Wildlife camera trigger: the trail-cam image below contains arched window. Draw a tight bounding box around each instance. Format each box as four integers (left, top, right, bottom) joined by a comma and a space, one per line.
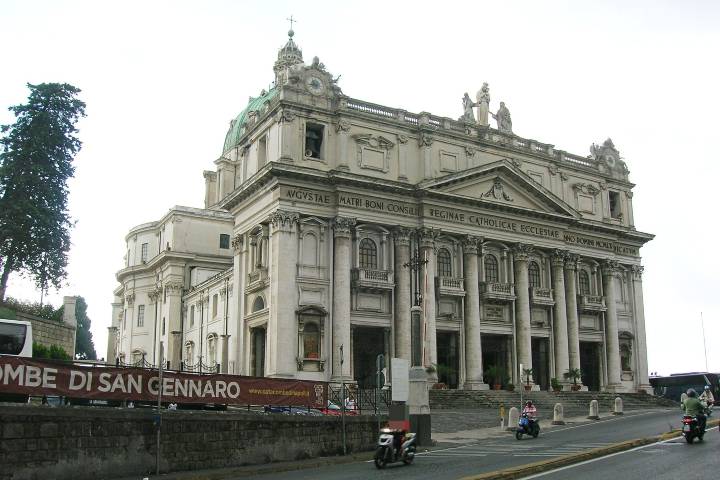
579, 270, 591, 295
303, 323, 320, 359
484, 255, 499, 283
207, 334, 217, 364
528, 261, 541, 288
252, 296, 265, 312
359, 238, 378, 269
184, 342, 195, 364
437, 248, 452, 277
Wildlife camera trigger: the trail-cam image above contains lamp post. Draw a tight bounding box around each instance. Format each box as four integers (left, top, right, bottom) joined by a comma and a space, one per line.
340, 344, 347, 455
403, 245, 427, 367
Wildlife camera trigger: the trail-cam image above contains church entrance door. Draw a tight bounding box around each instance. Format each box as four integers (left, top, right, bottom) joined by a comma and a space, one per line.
352, 327, 385, 388
481, 334, 511, 387
580, 342, 601, 391
531, 337, 550, 390
436, 331, 459, 389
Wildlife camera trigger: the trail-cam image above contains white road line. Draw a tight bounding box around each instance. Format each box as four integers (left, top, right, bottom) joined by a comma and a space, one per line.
519, 426, 720, 479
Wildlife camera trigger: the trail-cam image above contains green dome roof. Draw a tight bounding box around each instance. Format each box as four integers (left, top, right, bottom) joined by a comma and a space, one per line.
222, 87, 278, 154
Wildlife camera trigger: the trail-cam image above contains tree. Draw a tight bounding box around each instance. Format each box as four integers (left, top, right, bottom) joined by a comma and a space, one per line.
73, 296, 97, 360
0, 83, 86, 302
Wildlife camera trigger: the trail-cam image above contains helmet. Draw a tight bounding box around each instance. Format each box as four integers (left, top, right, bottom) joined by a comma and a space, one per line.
705, 385, 711, 391
687, 388, 697, 397
525, 400, 533, 406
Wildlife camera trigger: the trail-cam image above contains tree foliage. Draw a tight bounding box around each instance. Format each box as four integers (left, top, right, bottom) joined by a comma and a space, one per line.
73, 296, 96, 360
32, 342, 71, 360
0, 83, 86, 302
1, 296, 62, 321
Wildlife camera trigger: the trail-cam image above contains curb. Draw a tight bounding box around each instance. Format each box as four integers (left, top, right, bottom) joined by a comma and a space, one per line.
459, 418, 720, 480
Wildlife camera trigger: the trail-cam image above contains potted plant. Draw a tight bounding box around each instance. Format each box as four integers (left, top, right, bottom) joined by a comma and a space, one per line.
563, 368, 583, 391
485, 365, 502, 390
523, 368, 534, 391
550, 377, 562, 392
506, 382, 515, 392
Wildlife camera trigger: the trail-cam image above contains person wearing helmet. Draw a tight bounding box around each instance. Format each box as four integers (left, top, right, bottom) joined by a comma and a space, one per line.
700, 385, 715, 409
683, 388, 707, 432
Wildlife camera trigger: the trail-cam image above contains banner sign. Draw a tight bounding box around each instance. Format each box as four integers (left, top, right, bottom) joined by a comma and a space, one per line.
0, 357, 327, 407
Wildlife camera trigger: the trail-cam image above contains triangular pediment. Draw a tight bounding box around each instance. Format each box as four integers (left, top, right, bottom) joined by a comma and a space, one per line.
420, 160, 580, 218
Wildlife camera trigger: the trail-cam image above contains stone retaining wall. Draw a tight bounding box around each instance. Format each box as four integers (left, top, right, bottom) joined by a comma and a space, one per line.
17, 311, 76, 358
0, 405, 377, 480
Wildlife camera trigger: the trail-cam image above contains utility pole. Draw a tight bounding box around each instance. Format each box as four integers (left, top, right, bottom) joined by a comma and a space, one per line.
701, 312, 709, 372
155, 342, 164, 475
340, 344, 347, 455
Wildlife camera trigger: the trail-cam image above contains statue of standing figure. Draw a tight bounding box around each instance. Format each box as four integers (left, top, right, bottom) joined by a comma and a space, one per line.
491, 101, 512, 134
461, 93, 476, 123
476, 82, 490, 126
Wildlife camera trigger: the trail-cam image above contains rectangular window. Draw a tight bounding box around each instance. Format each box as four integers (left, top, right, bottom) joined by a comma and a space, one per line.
219, 234, 230, 249
137, 305, 145, 327
141, 243, 148, 262
258, 135, 267, 167
609, 191, 622, 219
305, 123, 324, 159
213, 294, 218, 318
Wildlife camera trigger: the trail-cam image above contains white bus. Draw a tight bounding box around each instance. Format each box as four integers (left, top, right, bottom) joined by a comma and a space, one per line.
0, 319, 33, 357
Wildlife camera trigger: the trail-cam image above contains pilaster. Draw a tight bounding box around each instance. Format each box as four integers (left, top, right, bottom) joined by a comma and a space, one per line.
393, 227, 412, 361
551, 250, 570, 383
631, 265, 651, 391
417, 227, 439, 379
564, 253, 581, 375
602, 260, 623, 391
462, 235, 488, 390
513, 243, 534, 387
331, 215, 356, 383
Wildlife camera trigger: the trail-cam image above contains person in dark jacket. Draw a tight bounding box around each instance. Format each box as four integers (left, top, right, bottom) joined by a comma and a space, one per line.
682, 388, 707, 432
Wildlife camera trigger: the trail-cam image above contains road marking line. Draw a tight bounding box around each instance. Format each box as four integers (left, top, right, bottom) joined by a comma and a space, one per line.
519, 426, 720, 479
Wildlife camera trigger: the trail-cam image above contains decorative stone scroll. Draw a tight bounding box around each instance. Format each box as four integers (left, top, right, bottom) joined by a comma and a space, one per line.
231, 234, 243, 251
334, 119, 351, 133
483, 177, 514, 202
572, 183, 600, 196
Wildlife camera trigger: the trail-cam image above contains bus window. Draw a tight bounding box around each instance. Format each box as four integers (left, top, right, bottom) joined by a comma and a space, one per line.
0, 320, 32, 357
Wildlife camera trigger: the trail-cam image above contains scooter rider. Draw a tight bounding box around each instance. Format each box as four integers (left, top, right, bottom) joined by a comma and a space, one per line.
522, 400, 538, 428
683, 388, 707, 432
700, 386, 715, 410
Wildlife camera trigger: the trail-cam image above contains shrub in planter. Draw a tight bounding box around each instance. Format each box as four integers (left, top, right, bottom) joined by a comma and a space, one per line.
551, 377, 562, 392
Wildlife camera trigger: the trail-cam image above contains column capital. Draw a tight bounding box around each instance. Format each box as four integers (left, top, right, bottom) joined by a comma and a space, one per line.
551, 249, 567, 268
513, 243, 534, 262
332, 216, 356, 238
462, 235, 482, 255
416, 227, 440, 248
269, 210, 300, 232
602, 259, 622, 277
334, 118, 351, 134
148, 288, 162, 304
564, 253, 580, 271
392, 226, 413, 246
165, 282, 184, 296
231, 234, 244, 251
630, 264, 644, 279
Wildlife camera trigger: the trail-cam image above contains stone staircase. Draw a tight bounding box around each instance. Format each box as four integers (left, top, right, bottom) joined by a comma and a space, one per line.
430, 390, 678, 418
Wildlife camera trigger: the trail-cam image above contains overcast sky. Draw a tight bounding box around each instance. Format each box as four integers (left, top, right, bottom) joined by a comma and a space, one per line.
1, 0, 718, 376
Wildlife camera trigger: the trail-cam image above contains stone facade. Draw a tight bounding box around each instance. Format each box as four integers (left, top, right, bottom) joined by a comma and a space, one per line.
110, 31, 653, 393
18, 296, 78, 358
0, 405, 376, 480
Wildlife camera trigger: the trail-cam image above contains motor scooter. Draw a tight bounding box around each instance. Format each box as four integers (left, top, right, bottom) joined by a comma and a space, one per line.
373, 428, 416, 468
515, 412, 540, 440
681, 415, 705, 444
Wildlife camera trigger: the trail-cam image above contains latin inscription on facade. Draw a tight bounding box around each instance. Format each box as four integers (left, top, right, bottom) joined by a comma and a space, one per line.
485, 305, 505, 321
338, 193, 418, 216
282, 187, 333, 205
425, 206, 562, 240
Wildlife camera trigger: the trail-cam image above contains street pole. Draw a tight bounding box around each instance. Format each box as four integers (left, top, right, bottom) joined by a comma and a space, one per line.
156, 342, 164, 476
340, 344, 346, 455
701, 312, 708, 372
519, 362, 524, 411
376, 353, 384, 432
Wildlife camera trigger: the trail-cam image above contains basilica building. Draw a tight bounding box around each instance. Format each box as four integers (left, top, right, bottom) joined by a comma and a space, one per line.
108, 30, 652, 393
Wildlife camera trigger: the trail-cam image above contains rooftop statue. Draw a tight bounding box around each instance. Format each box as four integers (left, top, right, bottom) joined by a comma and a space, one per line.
476, 82, 490, 126
461, 93, 477, 123
491, 101, 512, 134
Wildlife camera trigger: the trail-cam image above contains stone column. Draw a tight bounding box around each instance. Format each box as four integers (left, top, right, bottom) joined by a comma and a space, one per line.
220, 334, 229, 374
513, 243, 533, 383
231, 233, 245, 374
268, 210, 300, 377
332, 216, 356, 383
170, 330, 182, 370
164, 282, 183, 369
335, 119, 351, 170
393, 227, 413, 361
631, 266, 651, 391
551, 250, 570, 382
106, 327, 118, 364
463, 235, 488, 390
564, 254, 581, 374
418, 228, 438, 377
602, 260, 623, 390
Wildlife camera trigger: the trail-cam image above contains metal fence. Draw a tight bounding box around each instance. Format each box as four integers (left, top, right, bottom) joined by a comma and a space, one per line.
328, 385, 391, 414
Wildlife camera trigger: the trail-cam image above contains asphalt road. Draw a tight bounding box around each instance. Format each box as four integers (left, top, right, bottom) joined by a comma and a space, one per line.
522, 425, 720, 480
238, 408, 681, 480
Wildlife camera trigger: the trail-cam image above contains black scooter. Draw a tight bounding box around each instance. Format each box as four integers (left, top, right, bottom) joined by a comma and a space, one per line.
373, 428, 417, 468
681, 415, 704, 444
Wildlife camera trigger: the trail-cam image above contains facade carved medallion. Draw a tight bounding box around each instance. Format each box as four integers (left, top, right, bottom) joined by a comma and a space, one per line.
270, 210, 300, 231
392, 226, 413, 246
483, 177, 514, 202
332, 216, 356, 237
334, 119, 351, 133
513, 243, 534, 262
418, 133, 433, 147
572, 182, 600, 196
462, 235, 482, 255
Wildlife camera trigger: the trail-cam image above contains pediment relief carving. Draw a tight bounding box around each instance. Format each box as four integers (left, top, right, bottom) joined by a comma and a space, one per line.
572, 182, 600, 197
352, 133, 395, 150
483, 177, 514, 202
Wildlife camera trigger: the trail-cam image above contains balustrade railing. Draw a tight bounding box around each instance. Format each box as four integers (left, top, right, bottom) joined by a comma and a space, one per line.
440, 276, 464, 289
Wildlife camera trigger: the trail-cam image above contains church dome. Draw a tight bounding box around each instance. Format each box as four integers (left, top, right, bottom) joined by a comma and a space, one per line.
222, 87, 277, 154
